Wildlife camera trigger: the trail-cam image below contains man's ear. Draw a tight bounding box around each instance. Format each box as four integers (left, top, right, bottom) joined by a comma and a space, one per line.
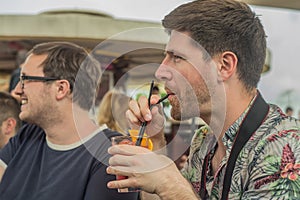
3, 118, 17, 135
216, 51, 238, 81
55, 80, 71, 100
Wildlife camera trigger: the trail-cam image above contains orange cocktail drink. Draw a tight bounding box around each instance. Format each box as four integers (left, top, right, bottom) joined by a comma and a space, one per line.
111, 130, 153, 192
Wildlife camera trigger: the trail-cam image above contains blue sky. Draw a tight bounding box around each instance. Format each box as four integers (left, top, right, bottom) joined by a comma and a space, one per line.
1, 0, 299, 116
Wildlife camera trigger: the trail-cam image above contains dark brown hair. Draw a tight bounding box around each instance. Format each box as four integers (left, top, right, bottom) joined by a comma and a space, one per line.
0, 92, 21, 130
29, 42, 101, 110
162, 0, 267, 91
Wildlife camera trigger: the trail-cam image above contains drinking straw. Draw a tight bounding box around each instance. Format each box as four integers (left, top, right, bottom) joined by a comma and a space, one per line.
135, 81, 170, 146
148, 80, 154, 109
136, 80, 154, 146
149, 94, 170, 109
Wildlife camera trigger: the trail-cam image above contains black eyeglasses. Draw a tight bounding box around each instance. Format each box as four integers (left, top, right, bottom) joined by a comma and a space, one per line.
20, 75, 60, 89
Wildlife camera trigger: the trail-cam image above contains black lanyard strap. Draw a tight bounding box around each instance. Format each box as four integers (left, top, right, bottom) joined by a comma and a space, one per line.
200, 155, 209, 199
200, 92, 269, 200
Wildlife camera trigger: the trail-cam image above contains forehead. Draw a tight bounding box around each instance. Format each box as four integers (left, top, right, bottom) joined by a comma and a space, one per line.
166, 31, 205, 59
167, 31, 211, 69
21, 53, 48, 75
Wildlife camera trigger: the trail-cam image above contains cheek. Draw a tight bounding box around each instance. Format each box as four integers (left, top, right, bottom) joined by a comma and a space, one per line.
193, 66, 216, 91
27, 91, 45, 110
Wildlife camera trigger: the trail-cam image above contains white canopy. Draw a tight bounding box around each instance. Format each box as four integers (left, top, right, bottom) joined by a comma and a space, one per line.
0, 1, 298, 89
0, 10, 168, 88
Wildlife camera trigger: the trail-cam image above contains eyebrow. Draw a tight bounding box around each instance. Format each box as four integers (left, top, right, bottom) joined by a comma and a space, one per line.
165, 50, 187, 60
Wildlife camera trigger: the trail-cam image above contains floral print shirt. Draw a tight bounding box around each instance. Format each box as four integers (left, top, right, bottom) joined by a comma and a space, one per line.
182, 101, 300, 199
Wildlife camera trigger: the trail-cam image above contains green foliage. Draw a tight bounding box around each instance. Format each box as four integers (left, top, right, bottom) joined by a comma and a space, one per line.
135, 93, 147, 101
160, 92, 170, 107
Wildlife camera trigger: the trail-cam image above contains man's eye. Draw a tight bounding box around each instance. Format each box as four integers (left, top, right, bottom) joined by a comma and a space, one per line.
164, 51, 186, 63
173, 54, 184, 63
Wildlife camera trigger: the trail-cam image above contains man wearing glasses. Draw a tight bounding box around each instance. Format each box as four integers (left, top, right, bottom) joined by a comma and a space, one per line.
0, 42, 137, 200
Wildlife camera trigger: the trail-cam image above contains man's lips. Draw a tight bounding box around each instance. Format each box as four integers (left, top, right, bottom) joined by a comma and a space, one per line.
165, 88, 175, 97
21, 98, 28, 105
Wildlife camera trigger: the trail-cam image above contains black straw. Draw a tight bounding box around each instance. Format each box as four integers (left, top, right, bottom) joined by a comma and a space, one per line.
148, 80, 154, 107
136, 80, 154, 146
135, 83, 170, 146
153, 94, 170, 106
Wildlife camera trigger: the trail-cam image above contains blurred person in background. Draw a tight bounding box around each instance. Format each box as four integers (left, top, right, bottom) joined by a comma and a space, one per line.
0, 92, 21, 149
98, 90, 131, 134
285, 106, 294, 117
152, 85, 160, 96
9, 49, 28, 102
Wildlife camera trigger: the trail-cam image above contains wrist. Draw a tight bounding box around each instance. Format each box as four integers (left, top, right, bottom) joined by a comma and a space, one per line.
150, 129, 166, 151
155, 166, 199, 200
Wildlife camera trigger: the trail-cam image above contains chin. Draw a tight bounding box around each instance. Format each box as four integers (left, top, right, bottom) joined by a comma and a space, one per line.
172, 101, 200, 119
20, 113, 30, 123
19, 113, 26, 121
171, 109, 190, 121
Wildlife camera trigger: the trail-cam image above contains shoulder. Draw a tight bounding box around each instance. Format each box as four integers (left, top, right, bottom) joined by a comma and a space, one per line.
84, 128, 123, 167
244, 103, 300, 167
87, 127, 123, 147
248, 104, 299, 166
236, 105, 300, 196
255, 104, 299, 139
102, 128, 124, 138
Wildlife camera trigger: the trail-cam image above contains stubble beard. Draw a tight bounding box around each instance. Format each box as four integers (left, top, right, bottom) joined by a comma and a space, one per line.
170, 86, 210, 121
21, 92, 60, 128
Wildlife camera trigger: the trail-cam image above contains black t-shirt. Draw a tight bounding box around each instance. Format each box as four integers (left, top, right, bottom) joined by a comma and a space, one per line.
0, 124, 138, 200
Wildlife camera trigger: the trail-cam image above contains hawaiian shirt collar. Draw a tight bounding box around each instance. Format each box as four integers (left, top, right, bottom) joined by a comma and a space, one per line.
221, 92, 258, 150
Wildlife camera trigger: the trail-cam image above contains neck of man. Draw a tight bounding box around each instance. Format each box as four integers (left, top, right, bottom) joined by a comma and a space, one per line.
43, 105, 99, 145
210, 87, 257, 174
204, 85, 257, 140
222, 87, 257, 138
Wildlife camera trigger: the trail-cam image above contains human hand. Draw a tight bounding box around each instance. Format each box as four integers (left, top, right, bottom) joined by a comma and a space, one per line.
126, 95, 165, 142
107, 144, 181, 195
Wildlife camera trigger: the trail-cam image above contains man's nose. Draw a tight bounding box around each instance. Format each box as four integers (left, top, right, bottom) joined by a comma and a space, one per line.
155, 57, 172, 81
14, 81, 23, 95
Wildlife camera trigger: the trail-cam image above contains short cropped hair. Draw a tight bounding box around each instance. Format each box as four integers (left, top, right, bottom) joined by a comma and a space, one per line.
162, 0, 267, 91
29, 42, 101, 110
0, 92, 21, 130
